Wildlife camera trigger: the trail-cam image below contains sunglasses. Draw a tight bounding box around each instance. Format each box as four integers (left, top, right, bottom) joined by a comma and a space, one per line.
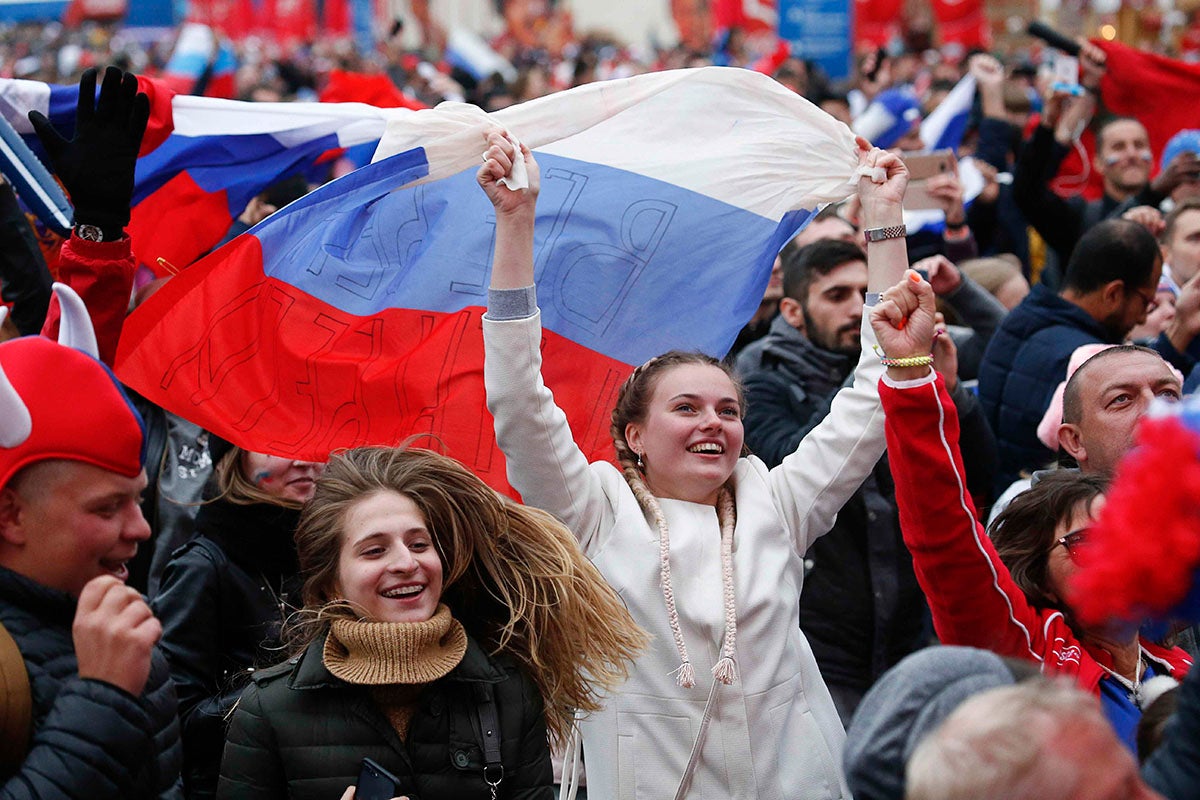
1055, 527, 1091, 559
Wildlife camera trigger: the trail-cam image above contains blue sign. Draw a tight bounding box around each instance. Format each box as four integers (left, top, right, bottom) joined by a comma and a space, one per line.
778, 0, 853, 82
0, 0, 69, 22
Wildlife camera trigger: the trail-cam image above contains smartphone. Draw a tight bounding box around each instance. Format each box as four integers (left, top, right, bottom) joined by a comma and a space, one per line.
1051, 53, 1083, 96
357, 758, 401, 800
902, 150, 955, 210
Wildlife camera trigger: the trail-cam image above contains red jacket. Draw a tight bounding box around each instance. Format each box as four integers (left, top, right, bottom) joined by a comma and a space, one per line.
880, 371, 1191, 691
40, 235, 135, 367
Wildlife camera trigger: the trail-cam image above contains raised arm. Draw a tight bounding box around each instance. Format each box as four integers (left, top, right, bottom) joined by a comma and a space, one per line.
31, 66, 148, 366
767, 143, 909, 551
479, 132, 615, 551
870, 275, 1052, 661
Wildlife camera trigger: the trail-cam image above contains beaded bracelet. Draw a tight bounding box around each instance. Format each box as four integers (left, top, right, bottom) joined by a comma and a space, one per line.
872, 345, 934, 368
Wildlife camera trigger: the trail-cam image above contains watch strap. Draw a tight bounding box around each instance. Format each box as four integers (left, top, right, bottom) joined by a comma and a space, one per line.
863, 224, 908, 243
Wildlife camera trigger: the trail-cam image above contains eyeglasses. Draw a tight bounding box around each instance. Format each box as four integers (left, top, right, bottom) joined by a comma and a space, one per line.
1126, 284, 1158, 314
1055, 527, 1091, 559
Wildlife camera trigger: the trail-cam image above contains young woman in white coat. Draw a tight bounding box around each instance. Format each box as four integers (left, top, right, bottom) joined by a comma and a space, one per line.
479, 132, 912, 800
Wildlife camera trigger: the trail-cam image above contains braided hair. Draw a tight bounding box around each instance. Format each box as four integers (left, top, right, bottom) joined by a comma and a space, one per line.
609, 351, 746, 687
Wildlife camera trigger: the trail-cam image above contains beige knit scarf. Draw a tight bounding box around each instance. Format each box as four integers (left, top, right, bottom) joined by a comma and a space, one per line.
323, 603, 469, 686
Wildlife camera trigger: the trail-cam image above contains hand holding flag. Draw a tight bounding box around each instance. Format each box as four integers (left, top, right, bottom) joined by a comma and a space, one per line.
28, 66, 149, 239
478, 131, 538, 219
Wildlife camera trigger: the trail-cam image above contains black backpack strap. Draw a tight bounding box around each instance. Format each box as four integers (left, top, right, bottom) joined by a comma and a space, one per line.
472, 684, 503, 799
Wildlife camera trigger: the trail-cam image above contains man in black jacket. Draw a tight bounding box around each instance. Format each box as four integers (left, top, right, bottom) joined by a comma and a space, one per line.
736, 239, 994, 723
0, 297, 183, 798
0, 66, 182, 799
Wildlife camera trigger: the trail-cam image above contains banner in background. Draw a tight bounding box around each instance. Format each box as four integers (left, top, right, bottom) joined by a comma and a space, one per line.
778, 0, 851, 81
929, 0, 990, 50
854, 0, 901, 48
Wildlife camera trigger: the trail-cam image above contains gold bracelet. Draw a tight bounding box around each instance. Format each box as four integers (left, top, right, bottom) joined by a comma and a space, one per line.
871, 346, 934, 368
880, 354, 933, 368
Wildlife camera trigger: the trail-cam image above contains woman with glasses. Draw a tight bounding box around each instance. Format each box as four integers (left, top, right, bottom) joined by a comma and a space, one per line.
871, 284, 1191, 751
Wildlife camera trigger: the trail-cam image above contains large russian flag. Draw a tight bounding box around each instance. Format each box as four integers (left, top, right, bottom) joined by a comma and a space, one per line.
0, 75, 398, 273
114, 67, 859, 492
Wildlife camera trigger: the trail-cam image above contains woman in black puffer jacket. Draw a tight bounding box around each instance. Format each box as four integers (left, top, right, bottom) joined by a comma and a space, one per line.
216, 446, 646, 800
154, 441, 323, 800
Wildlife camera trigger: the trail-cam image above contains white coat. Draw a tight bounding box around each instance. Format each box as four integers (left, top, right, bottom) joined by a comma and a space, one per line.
483, 310, 886, 800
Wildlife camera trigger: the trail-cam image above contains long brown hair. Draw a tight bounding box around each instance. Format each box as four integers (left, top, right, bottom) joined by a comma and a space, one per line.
287, 446, 646, 741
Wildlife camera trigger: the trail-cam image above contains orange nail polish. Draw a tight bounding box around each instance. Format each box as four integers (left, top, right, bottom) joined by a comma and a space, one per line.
898, 319, 907, 330
908, 270, 921, 283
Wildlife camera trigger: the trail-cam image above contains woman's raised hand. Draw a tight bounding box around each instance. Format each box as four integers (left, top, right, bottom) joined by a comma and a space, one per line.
869, 270, 938, 380
854, 137, 908, 228
476, 129, 540, 218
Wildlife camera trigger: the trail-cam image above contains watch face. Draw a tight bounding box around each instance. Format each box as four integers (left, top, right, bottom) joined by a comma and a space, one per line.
74, 224, 103, 242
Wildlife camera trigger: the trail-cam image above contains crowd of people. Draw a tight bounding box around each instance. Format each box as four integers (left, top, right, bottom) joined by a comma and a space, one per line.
4, 8, 1200, 800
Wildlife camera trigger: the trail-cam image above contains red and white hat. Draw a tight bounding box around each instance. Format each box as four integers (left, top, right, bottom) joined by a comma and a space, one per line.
0, 283, 144, 489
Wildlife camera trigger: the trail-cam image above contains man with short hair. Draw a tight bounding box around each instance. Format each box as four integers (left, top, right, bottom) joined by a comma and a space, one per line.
1058, 345, 1183, 478
906, 680, 1165, 800
979, 219, 1199, 493
1010, 42, 1197, 269
0, 294, 182, 799
1162, 198, 1200, 288
736, 239, 993, 721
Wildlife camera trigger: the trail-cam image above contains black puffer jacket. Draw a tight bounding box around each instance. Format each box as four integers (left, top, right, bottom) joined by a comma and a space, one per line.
0, 565, 183, 799
154, 498, 302, 800
217, 633, 553, 800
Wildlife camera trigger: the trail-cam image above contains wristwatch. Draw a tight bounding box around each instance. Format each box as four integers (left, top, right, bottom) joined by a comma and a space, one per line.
74, 223, 106, 242
863, 224, 907, 244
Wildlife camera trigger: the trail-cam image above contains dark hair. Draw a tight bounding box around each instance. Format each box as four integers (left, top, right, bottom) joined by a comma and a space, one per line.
1062, 344, 1168, 425
1095, 115, 1146, 151
1163, 197, 1200, 243
781, 238, 867, 302
987, 471, 1108, 617
1061, 219, 1160, 296
609, 352, 747, 477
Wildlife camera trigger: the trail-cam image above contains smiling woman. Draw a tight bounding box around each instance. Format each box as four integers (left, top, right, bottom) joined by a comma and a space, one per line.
153, 442, 325, 800
335, 490, 444, 624
216, 446, 645, 800
479, 132, 913, 799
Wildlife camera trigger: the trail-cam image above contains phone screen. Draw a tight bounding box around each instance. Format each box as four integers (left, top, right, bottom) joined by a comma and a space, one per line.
357, 758, 400, 800
901, 150, 955, 211
1053, 54, 1080, 88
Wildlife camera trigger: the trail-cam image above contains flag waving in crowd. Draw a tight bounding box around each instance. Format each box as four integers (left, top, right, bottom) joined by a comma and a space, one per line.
0, 74, 397, 273
114, 66, 858, 493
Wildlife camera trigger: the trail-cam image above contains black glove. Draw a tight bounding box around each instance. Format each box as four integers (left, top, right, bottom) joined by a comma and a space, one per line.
27, 66, 150, 238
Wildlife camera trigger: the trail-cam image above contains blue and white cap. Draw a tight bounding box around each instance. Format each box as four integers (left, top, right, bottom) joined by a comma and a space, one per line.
1161, 129, 1200, 172
853, 88, 923, 150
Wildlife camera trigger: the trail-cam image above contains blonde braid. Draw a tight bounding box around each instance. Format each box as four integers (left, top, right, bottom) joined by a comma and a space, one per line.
611, 372, 696, 688
610, 351, 746, 690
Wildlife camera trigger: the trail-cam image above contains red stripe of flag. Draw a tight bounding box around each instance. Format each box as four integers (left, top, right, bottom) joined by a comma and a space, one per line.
116, 233, 626, 495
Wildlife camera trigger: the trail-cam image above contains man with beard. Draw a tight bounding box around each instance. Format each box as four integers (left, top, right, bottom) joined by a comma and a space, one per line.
736, 239, 993, 723
980, 218, 1199, 495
